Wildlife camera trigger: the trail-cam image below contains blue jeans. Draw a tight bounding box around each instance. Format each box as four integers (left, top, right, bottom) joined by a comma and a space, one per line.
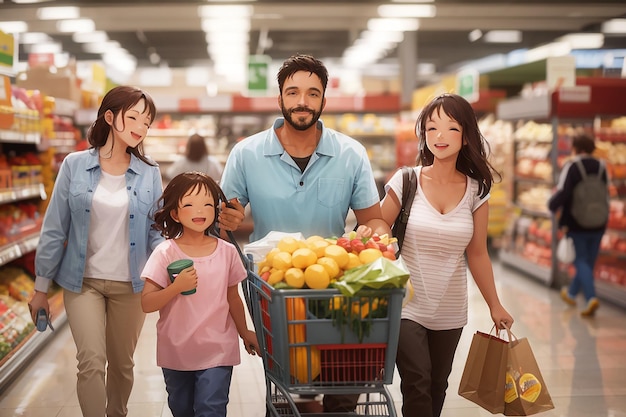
567, 230, 604, 302
162, 366, 233, 417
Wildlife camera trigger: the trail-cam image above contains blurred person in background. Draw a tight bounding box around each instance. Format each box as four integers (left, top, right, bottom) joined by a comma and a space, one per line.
165, 133, 223, 183
549, 133, 609, 317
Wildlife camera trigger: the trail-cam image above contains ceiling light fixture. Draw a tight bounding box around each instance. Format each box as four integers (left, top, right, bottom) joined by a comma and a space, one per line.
12, 0, 55, 3
484, 30, 522, 43
367, 18, 419, 32
57, 19, 95, 33
72, 31, 108, 43
19, 32, 52, 44
82, 41, 120, 54
198, 5, 253, 17
468, 29, 483, 43
0, 21, 28, 33
27, 42, 62, 54
377, 4, 436, 18
602, 18, 626, 34
557, 33, 604, 49
525, 41, 571, 62
37, 6, 80, 20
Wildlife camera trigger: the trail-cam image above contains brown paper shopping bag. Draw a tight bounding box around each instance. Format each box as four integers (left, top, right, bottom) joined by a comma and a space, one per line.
503, 335, 554, 416
458, 329, 509, 414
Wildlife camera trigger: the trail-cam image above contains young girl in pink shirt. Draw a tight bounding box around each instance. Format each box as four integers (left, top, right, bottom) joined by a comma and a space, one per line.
141, 171, 258, 417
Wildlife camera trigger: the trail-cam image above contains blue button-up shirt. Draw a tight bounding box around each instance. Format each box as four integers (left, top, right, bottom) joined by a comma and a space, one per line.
35, 149, 164, 293
220, 118, 380, 242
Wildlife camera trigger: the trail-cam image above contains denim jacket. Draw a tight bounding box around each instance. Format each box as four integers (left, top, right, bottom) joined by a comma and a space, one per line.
35, 149, 164, 293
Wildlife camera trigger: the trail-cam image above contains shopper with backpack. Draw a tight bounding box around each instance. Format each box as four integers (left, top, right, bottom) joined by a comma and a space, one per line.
549, 133, 609, 317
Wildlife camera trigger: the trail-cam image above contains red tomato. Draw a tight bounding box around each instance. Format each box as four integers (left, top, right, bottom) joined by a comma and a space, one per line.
336, 237, 352, 252
350, 239, 365, 253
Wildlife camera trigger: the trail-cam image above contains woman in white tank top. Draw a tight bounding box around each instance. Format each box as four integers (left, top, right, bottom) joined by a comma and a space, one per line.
361, 94, 514, 417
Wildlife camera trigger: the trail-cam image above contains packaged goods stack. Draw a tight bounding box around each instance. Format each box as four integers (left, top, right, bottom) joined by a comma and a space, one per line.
0, 80, 78, 389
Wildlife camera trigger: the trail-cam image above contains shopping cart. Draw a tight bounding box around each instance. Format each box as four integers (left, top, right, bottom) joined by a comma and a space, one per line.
245, 265, 404, 417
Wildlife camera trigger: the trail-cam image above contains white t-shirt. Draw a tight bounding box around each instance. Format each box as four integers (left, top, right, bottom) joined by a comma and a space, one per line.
386, 166, 488, 330
84, 171, 131, 281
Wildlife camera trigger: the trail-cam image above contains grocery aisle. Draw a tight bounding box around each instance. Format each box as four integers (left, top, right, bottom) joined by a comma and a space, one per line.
1, 259, 625, 417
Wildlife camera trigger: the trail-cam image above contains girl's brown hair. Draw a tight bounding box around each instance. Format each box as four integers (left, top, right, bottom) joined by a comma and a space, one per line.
415, 93, 499, 198
87, 85, 157, 166
152, 171, 227, 239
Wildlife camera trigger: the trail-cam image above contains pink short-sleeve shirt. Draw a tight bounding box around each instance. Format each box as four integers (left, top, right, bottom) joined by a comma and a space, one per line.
141, 238, 247, 371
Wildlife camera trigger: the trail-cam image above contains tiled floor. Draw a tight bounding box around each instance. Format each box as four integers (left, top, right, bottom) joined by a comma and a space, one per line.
1, 259, 626, 417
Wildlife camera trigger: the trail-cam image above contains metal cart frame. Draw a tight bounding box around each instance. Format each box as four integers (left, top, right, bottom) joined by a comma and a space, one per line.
244, 265, 403, 417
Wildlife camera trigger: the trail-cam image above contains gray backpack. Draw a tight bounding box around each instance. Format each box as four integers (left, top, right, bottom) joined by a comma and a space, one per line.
570, 159, 609, 228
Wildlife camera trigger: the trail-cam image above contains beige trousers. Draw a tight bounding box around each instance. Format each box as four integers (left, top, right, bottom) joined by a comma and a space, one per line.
64, 278, 146, 417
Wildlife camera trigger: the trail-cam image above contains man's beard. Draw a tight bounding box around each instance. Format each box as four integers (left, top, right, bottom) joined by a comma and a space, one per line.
281, 104, 322, 131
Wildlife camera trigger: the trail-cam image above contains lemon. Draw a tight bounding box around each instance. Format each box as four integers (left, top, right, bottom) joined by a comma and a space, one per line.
285, 268, 305, 288
272, 251, 292, 270
265, 247, 281, 264
268, 269, 285, 285
307, 239, 330, 257
277, 237, 300, 254
304, 264, 330, 289
345, 253, 362, 270
305, 235, 325, 243
291, 248, 318, 269
324, 245, 349, 269
359, 248, 383, 264
316, 256, 340, 279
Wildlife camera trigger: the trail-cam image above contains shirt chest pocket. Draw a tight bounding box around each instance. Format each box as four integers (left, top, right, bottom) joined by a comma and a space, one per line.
68, 182, 91, 214
134, 188, 155, 215
317, 178, 345, 208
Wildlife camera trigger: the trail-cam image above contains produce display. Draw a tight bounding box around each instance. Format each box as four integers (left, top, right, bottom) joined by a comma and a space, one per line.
0, 266, 36, 362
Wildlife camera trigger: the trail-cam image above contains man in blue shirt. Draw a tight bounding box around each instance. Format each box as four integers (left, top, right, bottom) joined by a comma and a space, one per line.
221, 53, 389, 242
219, 54, 391, 413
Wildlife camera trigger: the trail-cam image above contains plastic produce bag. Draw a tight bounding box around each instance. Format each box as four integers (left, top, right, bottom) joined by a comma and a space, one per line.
332, 256, 410, 296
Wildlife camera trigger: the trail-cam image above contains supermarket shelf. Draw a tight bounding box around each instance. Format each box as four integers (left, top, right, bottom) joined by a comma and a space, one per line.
595, 280, 626, 309
0, 130, 41, 145
513, 204, 551, 218
0, 233, 40, 268
499, 249, 553, 285
0, 298, 66, 392
0, 183, 46, 205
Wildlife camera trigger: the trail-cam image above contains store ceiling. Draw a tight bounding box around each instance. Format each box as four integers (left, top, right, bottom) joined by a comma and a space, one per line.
2, 0, 626, 87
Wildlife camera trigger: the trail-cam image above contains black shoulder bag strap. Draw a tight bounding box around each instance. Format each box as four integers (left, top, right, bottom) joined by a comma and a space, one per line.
392, 166, 417, 257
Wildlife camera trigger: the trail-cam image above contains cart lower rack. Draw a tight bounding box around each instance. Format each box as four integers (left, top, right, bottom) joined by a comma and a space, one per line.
246, 272, 404, 417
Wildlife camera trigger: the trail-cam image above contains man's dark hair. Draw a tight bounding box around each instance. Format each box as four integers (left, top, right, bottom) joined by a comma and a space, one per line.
276, 53, 329, 94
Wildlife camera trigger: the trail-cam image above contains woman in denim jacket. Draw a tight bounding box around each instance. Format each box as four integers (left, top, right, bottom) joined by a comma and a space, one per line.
29, 86, 164, 417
